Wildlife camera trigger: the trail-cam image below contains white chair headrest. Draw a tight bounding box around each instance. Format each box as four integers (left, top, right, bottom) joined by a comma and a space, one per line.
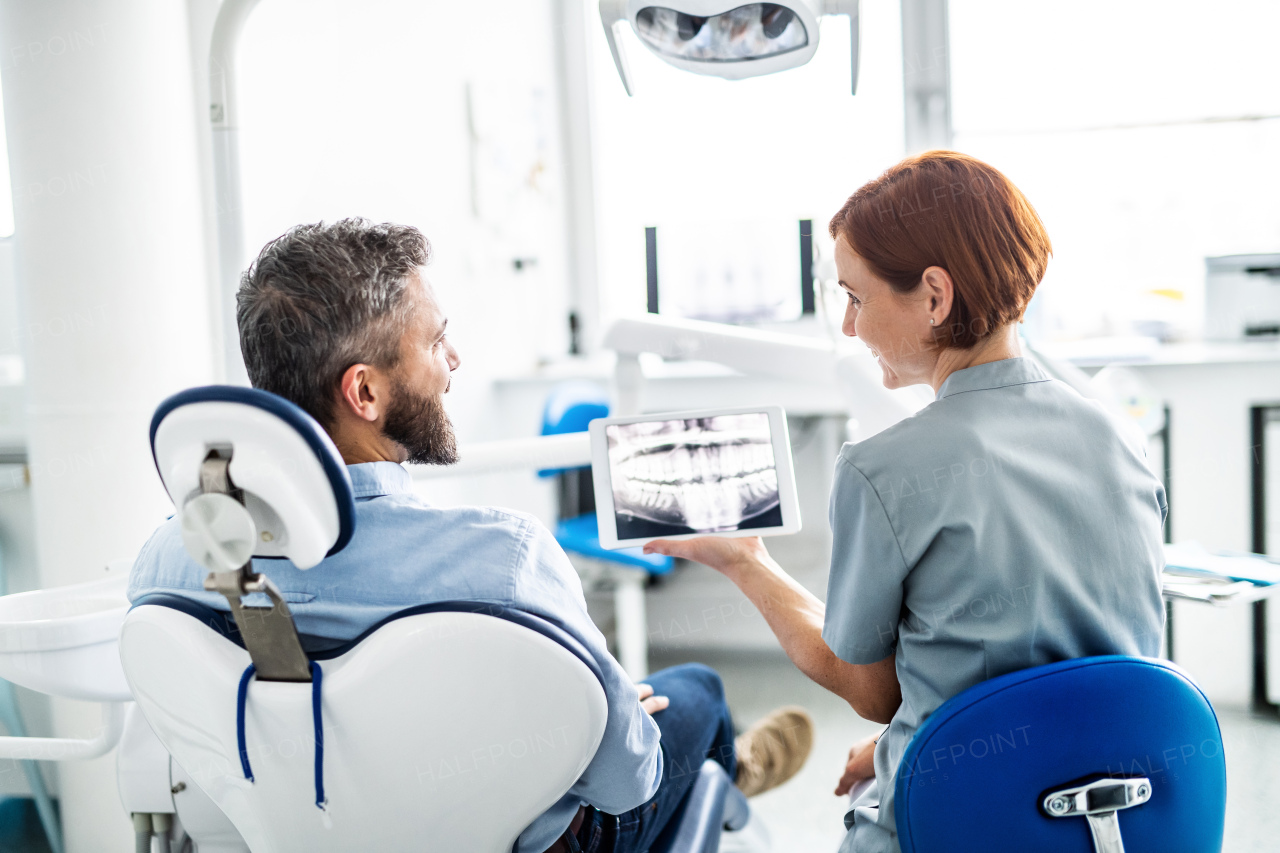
150, 386, 356, 570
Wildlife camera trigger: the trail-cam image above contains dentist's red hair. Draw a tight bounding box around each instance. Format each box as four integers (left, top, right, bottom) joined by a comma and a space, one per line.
829, 151, 1052, 349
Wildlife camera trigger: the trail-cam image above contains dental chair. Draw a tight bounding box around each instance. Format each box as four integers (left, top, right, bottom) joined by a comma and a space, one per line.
894, 655, 1226, 853
120, 385, 747, 852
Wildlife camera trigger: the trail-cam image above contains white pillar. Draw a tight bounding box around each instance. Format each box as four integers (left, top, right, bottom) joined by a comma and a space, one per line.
0, 1, 214, 850
613, 569, 649, 680
900, 0, 952, 152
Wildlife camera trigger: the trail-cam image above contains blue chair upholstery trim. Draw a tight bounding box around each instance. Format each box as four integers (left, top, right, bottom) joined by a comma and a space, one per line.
310, 660, 326, 810
130, 594, 606, 691
895, 655, 1226, 853
149, 385, 356, 557
236, 663, 257, 782
234, 659, 327, 812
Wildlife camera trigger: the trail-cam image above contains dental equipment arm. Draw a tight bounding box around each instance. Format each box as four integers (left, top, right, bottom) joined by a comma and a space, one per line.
411, 432, 591, 480
210, 0, 263, 384
410, 316, 922, 484
599, 0, 635, 96
604, 314, 926, 428
822, 0, 862, 94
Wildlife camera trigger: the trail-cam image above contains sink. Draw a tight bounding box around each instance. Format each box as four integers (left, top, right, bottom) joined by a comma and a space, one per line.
0, 567, 132, 702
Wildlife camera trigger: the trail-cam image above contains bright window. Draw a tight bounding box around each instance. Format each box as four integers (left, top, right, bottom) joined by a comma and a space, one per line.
949, 0, 1280, 341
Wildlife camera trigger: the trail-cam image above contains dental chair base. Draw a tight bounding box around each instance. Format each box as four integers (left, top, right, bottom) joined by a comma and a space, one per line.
118, 704, 250, 853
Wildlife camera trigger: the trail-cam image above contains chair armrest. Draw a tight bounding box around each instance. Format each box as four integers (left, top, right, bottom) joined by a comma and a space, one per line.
663, 760, 750, 853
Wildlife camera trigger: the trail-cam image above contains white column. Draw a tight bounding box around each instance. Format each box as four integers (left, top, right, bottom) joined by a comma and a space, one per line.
551, 0, 603, 355
0, 1, 214, 850
613, 568, 649, 680
900, 0, 952, 152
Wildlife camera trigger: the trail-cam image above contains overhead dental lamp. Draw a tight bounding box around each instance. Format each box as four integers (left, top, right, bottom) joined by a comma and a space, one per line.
599, 0, 860, 95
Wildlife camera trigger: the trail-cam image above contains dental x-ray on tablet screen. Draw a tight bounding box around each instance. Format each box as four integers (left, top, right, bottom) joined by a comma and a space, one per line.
589, 406, 801, 549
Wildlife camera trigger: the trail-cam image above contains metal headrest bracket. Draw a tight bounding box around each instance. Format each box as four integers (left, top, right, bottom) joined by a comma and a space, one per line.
196, 453, 312, 682
1043, 777, 1152, 853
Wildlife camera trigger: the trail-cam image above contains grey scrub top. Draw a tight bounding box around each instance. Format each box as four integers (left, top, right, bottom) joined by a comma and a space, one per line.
822, 357, 1166, 853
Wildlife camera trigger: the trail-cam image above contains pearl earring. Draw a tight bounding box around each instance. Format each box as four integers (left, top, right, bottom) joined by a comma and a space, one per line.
929, 318, 935, 325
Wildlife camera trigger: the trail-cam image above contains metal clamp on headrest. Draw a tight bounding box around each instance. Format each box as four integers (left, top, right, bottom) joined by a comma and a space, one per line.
1043, 776, 1152, 853
188, 451, 311, 682
151, 386, 358, 682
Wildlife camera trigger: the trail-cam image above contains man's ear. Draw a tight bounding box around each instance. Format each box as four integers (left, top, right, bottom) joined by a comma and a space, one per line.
336, 363, 383, 423
920, 266, 954, 322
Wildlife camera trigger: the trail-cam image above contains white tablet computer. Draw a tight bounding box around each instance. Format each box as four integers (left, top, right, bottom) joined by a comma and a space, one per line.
589, 406, 801, 550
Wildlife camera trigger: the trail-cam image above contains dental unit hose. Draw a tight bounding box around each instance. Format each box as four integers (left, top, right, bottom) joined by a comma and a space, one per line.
131, 813, 151, 853
132, 812, 174, 853
153, 813, 173, 853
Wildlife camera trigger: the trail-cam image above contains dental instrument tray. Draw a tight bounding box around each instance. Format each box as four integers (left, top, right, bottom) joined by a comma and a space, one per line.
589, 405, 801, 549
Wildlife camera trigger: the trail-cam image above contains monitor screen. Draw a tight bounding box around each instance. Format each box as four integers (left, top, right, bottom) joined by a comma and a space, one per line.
605, 412, 782, 539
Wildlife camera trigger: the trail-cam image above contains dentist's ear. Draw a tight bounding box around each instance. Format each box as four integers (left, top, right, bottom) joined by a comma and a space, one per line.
337, 363, 384, 423
919, 266, 955, 325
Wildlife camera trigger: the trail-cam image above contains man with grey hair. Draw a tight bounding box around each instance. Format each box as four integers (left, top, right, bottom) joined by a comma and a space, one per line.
129, 218, 813, 853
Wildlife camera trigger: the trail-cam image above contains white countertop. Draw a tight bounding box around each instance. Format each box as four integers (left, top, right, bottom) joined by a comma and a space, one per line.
1020, 337, 1280, 369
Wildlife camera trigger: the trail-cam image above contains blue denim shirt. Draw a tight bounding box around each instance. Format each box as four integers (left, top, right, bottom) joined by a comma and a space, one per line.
129, 461, 663, 853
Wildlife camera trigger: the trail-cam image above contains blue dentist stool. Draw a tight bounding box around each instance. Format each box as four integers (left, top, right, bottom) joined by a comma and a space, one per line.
895, 655, 1226, 853
540, 382, 672, 679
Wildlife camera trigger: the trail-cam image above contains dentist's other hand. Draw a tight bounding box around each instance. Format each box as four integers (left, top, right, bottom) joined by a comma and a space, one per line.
643, 535, 770, 579
637, 682, 669, 715
834, 734, 878, 796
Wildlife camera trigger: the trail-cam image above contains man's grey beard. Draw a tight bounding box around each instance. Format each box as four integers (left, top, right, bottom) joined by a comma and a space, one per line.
382, 376, 457, 466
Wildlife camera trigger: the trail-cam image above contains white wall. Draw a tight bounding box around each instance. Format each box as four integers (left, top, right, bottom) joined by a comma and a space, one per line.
234, 0, 576, 451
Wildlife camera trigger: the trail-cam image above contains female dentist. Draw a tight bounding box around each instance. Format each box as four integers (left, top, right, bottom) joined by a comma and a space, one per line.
644, 151, 1168, 853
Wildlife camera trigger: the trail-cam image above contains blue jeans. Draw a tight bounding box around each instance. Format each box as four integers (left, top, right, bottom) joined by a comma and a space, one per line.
564, 663, 737, 853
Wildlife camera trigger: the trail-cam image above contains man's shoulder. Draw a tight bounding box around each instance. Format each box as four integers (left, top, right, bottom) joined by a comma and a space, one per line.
352, 498, 570, 585
135, 516, 186, 561
135, 500, 555, 575
368, 498, 546, 545
128, 516, 201, 600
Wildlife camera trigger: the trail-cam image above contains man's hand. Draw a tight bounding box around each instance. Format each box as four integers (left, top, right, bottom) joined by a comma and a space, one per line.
643, 536, 771, 578
637, 682, 669, 715
834, 734, 878, 796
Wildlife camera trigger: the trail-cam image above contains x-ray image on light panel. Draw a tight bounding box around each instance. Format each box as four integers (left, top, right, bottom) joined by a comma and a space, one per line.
606, 413, 782, 540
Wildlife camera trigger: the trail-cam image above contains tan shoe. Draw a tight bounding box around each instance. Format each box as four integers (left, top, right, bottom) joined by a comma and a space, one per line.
733, 705, 814, 797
